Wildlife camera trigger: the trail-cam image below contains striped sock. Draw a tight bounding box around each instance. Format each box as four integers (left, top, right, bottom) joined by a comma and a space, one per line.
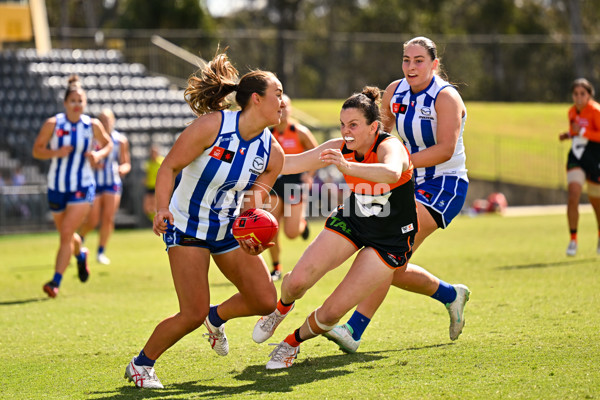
284, 329, 302, 347
277, 299, 294, 315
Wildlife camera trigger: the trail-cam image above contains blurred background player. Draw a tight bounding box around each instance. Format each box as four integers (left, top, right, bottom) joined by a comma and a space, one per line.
253, 87, 418, 369
79, 108, 131, 264
124, 51, 285, 389
32, 75, 112, 298
326, 36, 470, 352
143, 144, 164, 221
559, 78, 600, 256
268, 94, 319, 280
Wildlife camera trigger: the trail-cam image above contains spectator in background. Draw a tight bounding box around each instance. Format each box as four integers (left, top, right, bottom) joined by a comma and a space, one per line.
32, 75, 112, 298
268, 94, 319, 281
79, 108, 131, 265
11, 166, 26, 186
143, 144, 164, 221
559, 78, 600, 256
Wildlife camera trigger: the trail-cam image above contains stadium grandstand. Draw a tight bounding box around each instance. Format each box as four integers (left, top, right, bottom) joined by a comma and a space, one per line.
0, 47, 195, 232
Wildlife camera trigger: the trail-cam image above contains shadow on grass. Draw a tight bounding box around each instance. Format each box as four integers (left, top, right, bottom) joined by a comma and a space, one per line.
0, 297, 50, 306
496, 257, 596, 270
89, 350, 402, 399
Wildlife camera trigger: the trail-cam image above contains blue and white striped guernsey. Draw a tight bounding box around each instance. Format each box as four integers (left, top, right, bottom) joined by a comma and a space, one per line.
47, 113, 95, 192
390, 76, 468, 184
94, 130, 123, 188
169, 110, 273, 241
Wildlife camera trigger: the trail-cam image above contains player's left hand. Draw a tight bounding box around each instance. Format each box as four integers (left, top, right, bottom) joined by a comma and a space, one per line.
238, 240, 274, 255
320, 148, 349, 173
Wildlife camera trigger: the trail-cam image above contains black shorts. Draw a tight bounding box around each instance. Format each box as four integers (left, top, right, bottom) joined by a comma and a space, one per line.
324, 206, 415, 269
566, 141, 600, 183
271, 174, 305, 204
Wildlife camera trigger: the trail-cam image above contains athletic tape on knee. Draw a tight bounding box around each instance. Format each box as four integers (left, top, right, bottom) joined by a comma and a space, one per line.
306, 308, 336, 335
567, 169, 586, 185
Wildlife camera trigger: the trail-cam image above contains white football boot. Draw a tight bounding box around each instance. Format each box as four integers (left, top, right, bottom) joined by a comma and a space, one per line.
124, 358, 164, 389
446, 284, 471, 341
253, 304, 294, 344
203, 316, 229, 356
324, 323, 360, 353
97, 253, 111, 265
266, 341, 299, 369
566, 240, 577, 256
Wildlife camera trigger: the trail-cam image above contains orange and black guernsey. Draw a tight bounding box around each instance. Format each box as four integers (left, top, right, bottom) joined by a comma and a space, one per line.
325, 132, 419, 268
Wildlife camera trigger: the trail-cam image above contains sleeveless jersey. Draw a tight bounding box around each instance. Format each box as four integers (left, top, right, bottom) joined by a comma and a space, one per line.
272, 124, 305, 154
170, 110, 273, 241
568, 99, 600, 158
389, 76, 468, 184
47, 113, 95, 192
340, 132, 418, 245
94, 130, 123, 188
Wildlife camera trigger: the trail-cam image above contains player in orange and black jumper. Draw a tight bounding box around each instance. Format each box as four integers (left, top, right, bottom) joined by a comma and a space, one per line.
268, 95, 318, 280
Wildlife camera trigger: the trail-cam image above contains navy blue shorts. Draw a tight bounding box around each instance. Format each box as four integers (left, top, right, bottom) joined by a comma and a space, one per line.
47, 186, 95, 212
163, 224, 239, 255
414, 176, 468, 228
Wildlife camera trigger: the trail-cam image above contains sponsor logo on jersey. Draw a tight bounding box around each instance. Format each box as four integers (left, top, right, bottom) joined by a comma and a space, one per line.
56, 128, 69, 137
392, 103, 407, 114
401, 223, 414, 234
239, 147, 246, 155
250, 156, 265, 175
420, 107, 432, 116
209, 146, 235, 163
416, 189, 433, 201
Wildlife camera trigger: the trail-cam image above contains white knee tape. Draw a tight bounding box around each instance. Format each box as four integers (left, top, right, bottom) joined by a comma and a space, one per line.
314, 308, 336, 332
567, 169, 586, 185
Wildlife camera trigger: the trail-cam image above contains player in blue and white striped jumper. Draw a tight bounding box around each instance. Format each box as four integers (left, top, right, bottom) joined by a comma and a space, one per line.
124, 51, 285, 389
79, 108, 131, 265
327, 36, 471, 353
33, 75, 113, 298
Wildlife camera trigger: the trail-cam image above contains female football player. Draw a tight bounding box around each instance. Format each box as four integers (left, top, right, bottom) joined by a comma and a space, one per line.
252, 86, 419, 368
559, 78, 600, 256
79, 108, 131, 265
33, 75, 112, 298
327, 36, 470, 353
124, 50, 285, 388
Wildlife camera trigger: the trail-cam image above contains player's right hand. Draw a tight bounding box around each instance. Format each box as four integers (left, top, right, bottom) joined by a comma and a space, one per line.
153, 208, 173, 236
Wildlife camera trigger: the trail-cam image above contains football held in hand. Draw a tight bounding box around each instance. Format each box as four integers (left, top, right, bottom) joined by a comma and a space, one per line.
232, 208, 278, 246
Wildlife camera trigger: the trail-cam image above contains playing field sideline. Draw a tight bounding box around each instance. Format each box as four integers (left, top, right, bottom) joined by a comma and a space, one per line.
0, 211, 598, 399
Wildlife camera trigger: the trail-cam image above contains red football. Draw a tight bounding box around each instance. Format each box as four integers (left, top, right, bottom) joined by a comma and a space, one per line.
232, 208, 278, 246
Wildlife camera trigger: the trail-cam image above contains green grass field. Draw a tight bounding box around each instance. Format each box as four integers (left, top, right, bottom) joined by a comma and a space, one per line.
1, 211, 599, 399
293, 100, 572, 189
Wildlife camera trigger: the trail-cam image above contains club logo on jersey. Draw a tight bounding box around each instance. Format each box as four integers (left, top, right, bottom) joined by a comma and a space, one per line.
249, 156, 265, 175
56, 128, 69, 137
416, 189, 433, 201
401, 223, 414, 234
392, 103, 407, 114
209, 146, 235, 163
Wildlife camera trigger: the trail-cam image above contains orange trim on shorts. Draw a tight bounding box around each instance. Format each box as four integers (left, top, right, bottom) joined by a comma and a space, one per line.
323, 226, 360, 250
